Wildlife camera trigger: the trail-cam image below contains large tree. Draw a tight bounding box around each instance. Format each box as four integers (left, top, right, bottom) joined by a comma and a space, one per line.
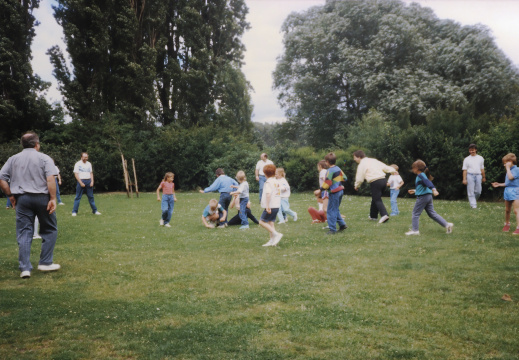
273, 0, 519, 148
0, 0, 55, 142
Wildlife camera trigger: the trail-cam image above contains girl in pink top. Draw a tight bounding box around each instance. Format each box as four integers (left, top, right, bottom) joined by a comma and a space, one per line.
157, 172, 177, 227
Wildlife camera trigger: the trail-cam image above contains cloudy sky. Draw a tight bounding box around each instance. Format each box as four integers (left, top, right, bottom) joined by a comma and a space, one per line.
32, 0, 519, 123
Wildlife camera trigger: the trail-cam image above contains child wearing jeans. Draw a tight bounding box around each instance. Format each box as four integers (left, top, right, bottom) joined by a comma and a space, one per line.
156, 172, 177, 227
275, 168, 297, 224
491, 153, 519, 235
321, 152, 347, 235
387, 164, 404, 216
308, 160, 328, 223
230, 170, 250, 230
202, 199, 227, 228
406, 160, 453, 235
259, 164, 283, 247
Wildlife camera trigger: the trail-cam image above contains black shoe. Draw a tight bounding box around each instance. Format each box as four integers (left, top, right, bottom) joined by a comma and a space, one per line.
338, 225, 348, 232
326, 230, 337, 235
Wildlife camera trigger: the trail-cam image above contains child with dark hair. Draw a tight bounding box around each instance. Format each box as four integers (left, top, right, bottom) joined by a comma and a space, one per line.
406, 160, 453, 235
321, 152, 347, 235
491, 153, 519, 234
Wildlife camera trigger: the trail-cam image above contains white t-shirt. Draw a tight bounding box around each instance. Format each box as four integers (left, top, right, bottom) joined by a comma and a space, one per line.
462, 154, 484, 174
277, 178, 291, 198
74, 160, 93, 180
387, 174, 403, 189
319, 169, 327, 188
255, 159, 274, 176
261, 177, 281, 208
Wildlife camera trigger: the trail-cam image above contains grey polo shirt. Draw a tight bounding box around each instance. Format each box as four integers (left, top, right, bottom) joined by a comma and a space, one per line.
0, 148, 57, 195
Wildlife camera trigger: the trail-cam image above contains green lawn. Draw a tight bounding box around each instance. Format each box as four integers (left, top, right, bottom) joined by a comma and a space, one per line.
1, 192, 518, 359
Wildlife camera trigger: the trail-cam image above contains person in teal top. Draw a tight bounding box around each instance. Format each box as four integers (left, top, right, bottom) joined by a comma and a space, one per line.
406, 160, 453, 236
492, 153, 519, 234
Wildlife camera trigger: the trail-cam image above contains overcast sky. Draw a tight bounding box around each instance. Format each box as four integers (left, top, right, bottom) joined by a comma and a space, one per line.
32, 0, 519, 123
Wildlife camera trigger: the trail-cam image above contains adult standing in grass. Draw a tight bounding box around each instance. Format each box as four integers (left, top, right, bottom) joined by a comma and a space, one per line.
72, 152, 101, 216
0, 132, 61, 279
255, 153, 274, 203
199, 168, 237, 227
462, 144, 486, 209
353, 150, 395, 224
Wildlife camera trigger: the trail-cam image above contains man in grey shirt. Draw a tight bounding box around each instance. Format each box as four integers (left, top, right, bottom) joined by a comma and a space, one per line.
0, 132, 61, 279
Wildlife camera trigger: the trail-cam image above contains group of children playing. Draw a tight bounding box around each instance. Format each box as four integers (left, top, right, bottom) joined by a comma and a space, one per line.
155, 152, 519, 245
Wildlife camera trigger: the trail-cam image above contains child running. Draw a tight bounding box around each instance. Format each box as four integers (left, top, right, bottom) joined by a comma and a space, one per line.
387, 164, 404, 216
275, 168, 297, 224
156, 172, 177, 227
230, 170, 250, 230
491, 153, 519, 234
321, 152, 347, 235
259, 164, 283, 246
202, 199, 227, 228
406, 160, 453, 235
308, 160, 329, 224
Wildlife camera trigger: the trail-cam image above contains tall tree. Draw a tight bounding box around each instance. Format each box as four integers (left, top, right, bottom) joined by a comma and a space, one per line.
274, 0, 519, 148
0, 0, 54, 142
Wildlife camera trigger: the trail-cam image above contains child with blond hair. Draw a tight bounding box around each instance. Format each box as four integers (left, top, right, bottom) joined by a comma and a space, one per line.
387, 164, 404, 216
491, 153, 519, 234
230, 170, 250, 229
275, 168, 297, 223
201, 199, 227, 229
156, 172, 177, 227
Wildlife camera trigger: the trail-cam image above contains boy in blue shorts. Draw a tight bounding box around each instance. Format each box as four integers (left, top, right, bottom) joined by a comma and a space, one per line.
492, 153, 519, 235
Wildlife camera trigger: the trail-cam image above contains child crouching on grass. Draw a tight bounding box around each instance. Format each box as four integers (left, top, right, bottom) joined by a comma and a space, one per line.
491, 153, 519, 235
406, 160, 453, 235
202, 199, 227, 229
275, 168, 297, 224
156, 172, 177, 227
259, 164, 283, 247
230, 170, 250, 230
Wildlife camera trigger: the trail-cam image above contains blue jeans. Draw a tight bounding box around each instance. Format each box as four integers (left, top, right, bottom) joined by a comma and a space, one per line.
6, 196, 11, 208
239, 197, 249, 226
161, 194, 175, 224
277, 198, 297, 222
466, 173, 482, 208
15, 194, 58, 271
72, 179, 98, 214
258, 175, 266, 203
55, 178, 62, 204
390, 189, 400, 215
327, 190, 346, 232
218, 192, 232, 224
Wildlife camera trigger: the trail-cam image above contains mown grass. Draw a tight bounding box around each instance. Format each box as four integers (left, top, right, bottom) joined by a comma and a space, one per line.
1, 192, 518, 359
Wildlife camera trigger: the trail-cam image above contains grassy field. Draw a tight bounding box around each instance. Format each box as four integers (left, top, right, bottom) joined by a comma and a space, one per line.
1, 192, 518, 359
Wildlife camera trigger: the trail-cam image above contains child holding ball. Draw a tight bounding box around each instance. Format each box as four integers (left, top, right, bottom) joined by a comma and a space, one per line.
156, 172, 177, 227
406, 160, 453, 235
491, 153, 519, 234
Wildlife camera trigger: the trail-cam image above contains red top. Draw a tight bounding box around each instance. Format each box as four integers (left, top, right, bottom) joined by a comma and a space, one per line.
160, 181, 175, 195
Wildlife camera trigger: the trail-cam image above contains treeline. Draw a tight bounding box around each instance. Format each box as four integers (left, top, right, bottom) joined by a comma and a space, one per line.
1, 0, 519, 200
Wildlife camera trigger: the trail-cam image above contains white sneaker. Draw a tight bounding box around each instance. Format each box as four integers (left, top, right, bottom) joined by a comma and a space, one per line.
379, 215, 389, 224
33, 234, 42, 239
271, 233, 283, 246
293, 212, 298, 221
71, 213, 77, 217
159, 219, 164, 226
278, 220, 286, 224
405, 230, 420, 236
164, 223, 171, 228
37, 263, 61, 271
368, 216, 377, 221
58, 202, 65, 205
94, 211, 102, 215
20, 271, 31, 278
262, 240, 274, 247
322, 225, 329, 230
446, 223, 454, 234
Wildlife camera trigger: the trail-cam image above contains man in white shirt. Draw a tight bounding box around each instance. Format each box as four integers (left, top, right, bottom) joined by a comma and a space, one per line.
462, 144, 486, 209
72, 152, 101, 216
353, 150, 395, 223
255, 153, 274, 203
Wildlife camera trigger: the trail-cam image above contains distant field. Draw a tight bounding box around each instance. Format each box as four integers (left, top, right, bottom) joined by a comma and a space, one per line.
1, 192, 518, 359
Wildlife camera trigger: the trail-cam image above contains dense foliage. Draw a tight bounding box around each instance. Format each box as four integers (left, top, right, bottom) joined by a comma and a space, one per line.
273, 0, 519, 148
